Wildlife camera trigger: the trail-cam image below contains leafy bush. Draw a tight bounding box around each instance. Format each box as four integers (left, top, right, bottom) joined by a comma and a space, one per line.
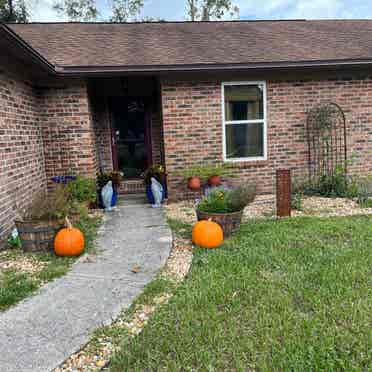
352, 175, 372, 207
197, 185, 256, 213
23, 186, 70, 221
66, 176, 96, 203
177, 162, 235, 181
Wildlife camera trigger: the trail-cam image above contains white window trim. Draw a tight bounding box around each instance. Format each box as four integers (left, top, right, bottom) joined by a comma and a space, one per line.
221, 81, 267, 162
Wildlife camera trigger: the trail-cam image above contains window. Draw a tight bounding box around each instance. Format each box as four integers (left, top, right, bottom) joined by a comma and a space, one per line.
222, 82, 267, 161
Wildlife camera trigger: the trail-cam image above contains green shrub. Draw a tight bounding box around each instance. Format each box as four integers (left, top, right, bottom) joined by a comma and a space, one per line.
66, 176, 96, 203
317, 166, 349, 197
176, 162, 235, 181
352, 175, 372, 207
197, 185, 256, 213
24, 186, 70, 221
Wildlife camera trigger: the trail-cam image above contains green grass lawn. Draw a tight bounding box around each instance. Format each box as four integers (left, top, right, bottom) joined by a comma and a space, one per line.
111, 215, 372, 371
0, 215, 101, 311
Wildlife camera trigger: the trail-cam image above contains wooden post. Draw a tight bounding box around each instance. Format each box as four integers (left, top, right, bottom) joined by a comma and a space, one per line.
276, 169, 291, 217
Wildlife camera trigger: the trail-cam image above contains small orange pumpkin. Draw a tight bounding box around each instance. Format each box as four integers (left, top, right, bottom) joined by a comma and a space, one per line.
54, 217, 85, 257
188, 176, 201, 190
208, 175, 221, 187
192, 220, 223, 249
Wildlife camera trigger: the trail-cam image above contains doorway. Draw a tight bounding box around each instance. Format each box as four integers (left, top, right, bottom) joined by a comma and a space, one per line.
110, 97, 152, 178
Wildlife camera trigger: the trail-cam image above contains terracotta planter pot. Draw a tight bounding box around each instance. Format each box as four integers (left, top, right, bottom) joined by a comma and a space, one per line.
188, 176, 201, 191
196, 209, 243, 237
208, 175, 221, 187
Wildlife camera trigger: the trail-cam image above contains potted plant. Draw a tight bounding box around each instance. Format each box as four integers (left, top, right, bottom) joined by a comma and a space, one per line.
66, 176, 97, 209
204, 163, 235, 187
15, 186, 71, 252
143, 165, 166, 204
196, 184, 256, 236
178, 163, 235, 190
176, 165, 204, 191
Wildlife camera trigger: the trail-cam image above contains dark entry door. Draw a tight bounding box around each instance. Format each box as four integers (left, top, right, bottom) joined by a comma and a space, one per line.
110, 97, 152, 178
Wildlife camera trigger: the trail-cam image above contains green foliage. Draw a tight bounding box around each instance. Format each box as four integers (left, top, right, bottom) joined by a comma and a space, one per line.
291, 177, 303, 210
53, 0, 98, 21
66, 176, 96, 204
53, 0, 143, 21
111, 0, 143, 22
297, 166, 350, 198
197, 185, 256, 213
0, 0, 28, 22
111, 215, 372, 371
177, 162, 235, 181
187, 0, 239, 21
7, 234, 21, 249
0, 270, 38, 311
143, 164, 165, 186
353, 175, 372, 207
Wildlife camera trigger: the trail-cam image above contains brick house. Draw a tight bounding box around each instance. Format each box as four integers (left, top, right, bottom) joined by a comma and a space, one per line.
1, 20, 372, 240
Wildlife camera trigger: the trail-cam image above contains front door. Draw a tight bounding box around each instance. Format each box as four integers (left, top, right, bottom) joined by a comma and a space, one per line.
110, 97, 152, 178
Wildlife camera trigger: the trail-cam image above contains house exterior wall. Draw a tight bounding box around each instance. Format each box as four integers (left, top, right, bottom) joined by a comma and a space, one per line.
0, 70, 97, 242
161, 76, 372, 200
0, 69, 46, 241
39, 81, 97, 184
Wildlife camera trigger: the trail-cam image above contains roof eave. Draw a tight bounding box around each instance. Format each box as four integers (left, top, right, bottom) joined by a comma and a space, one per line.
55, 59, 372, 77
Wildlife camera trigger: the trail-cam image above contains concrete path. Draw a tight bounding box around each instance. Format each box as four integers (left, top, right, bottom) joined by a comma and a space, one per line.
0, 196, 172, 372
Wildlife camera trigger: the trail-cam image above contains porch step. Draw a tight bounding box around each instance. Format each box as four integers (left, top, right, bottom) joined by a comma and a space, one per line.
119, 179, 145, 194
118, 193, 147, 205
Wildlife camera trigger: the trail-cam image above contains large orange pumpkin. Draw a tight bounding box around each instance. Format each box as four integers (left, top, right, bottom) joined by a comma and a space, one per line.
192, 220, 223, 249
54, 218, 85, 256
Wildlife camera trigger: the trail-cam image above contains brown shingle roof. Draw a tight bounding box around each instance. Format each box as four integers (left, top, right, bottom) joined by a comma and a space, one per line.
7, 20, 372, 69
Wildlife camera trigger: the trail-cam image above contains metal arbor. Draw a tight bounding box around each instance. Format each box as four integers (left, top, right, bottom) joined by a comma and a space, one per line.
306, 102, 347, 181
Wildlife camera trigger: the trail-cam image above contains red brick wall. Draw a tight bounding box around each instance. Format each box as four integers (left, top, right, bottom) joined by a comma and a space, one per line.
39, 81, 97, 184
151, 108, 164, 165
0, 69, 46, 240
91, 98, 113, 173
161, 76, 372, 200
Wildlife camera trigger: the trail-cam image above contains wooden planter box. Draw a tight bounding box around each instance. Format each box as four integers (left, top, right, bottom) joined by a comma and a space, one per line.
15, 220, 63, 252
196, 209, 244, 237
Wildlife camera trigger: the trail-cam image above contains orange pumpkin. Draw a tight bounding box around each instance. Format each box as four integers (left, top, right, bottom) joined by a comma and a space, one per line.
54, 218, 85, 256
188, 176, 201, 190
208, 175, 221, 187
192, 220, 223, 249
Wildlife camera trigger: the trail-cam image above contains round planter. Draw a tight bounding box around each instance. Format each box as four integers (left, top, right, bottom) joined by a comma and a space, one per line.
208, 175, 222, 187
196, 209, 244, 237
188, 176, 201, 191
15, 219, 61, 252
145, 184, 166, 204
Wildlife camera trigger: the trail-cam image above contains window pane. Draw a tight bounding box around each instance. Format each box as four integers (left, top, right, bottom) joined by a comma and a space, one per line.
224, 85, 263, 121
225, 123, 264, 158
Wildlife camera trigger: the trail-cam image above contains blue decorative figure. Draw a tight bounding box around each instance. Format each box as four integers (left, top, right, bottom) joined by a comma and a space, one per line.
101, 181, 114, 211
151, 177, 163, 208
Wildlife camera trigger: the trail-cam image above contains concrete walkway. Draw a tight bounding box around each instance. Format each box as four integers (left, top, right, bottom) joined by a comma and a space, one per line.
0, 196, 172, 372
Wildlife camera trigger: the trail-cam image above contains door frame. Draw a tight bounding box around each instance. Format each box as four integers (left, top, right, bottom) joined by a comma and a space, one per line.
108, 96, 153, 174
